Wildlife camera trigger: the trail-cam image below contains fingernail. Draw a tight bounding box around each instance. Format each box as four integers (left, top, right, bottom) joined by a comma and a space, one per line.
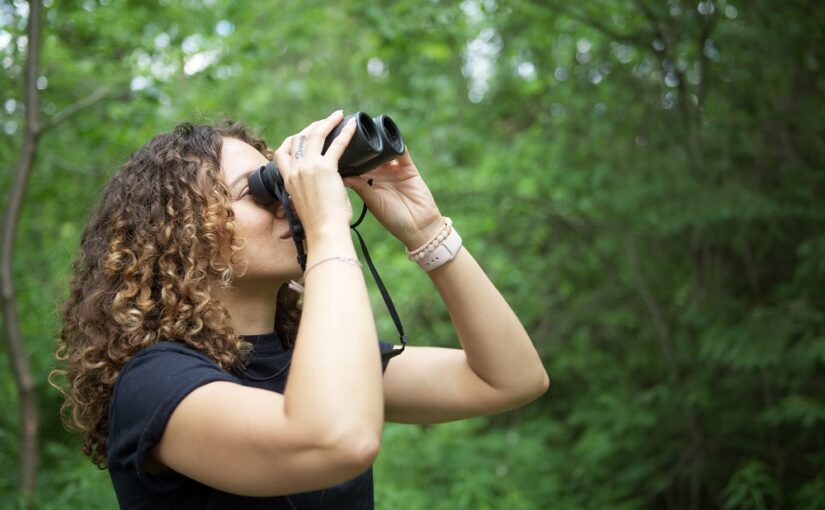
331, 109, 343, 117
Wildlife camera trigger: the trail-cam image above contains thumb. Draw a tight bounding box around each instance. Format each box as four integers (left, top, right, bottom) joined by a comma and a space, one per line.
343, 176, 376, 198
343, 176, 380, 211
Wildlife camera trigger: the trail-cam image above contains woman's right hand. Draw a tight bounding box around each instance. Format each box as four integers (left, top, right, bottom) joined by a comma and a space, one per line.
272, 110, 358, 241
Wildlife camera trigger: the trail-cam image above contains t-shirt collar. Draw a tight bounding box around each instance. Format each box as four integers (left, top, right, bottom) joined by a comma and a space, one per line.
240, 331, 288, 356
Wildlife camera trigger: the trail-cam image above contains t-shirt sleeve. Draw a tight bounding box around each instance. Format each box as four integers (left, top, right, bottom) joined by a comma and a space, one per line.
107, 342, 239, 493
379, 340, 399, 373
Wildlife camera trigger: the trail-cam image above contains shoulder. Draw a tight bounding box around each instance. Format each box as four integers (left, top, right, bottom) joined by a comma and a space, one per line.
126, 340, 205, 364
117, 342, 225, 389
115, 340, 238, 393
109, 342, 239, 438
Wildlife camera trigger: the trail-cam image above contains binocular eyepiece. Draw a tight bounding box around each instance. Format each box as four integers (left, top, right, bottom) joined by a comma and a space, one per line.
247, 112, 405, 206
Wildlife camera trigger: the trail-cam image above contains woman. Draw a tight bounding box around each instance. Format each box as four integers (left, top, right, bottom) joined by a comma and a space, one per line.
54, 110, 549, 509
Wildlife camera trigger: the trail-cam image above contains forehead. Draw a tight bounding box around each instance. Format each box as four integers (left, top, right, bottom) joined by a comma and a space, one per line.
220, 137, 268, 186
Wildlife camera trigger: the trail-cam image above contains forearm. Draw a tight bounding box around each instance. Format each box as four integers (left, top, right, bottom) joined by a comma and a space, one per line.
283, 226, 383, 445
428, 246, 549, 397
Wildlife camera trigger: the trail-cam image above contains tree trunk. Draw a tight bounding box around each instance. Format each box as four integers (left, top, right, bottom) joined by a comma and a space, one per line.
1, 0, 42, 507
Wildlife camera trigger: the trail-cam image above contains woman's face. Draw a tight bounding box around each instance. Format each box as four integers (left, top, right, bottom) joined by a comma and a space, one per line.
220, 137, 302, 284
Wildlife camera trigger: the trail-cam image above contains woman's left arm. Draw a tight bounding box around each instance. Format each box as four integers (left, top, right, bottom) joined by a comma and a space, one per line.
345, 150, 549, 424
428, 243, 550, 397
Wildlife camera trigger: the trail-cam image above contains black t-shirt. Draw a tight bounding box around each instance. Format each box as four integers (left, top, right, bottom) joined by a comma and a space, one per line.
107, 333, 396, 509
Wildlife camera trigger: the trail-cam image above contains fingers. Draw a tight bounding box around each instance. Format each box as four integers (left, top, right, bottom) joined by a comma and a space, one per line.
274, 109, 359, 182
323, 118, 357, 161
283, 110, 346, 162
277, 134, 292, 154
343, 175, 378, 197
343, 176, 381, 214
288, 127, 310, 158
342, 176, 367, 191
290, 132, 307, 160
303, 110, 345, 155
263, 135, 290, 185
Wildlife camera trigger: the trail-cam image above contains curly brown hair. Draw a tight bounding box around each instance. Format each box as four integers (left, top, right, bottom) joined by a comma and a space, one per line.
51, 120, 302, 468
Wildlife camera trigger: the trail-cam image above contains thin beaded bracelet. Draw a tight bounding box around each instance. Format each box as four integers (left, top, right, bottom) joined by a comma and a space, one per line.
406, 217, 452, 259
304, 255, 361, 277
289, 255, 362, 294
408, 227, 453, 262
408, 226, 452, 262
405, 217, 463, 271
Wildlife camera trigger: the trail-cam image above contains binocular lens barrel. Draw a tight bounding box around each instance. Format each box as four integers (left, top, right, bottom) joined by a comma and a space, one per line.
376, 115, 404, 154
325, 112, 384, 172
330, 113, 406, 177
248, 111, 404, 204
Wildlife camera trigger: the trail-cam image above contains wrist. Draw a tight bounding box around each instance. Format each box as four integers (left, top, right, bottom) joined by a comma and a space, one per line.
306, 222, 354, 255
401, 216, 446, 251
405, 218, 462, 271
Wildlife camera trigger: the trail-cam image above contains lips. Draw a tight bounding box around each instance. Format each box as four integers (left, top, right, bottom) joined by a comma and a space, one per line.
280, 229, 293, 240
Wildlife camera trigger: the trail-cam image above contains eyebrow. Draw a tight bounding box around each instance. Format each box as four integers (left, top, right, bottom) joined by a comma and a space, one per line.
229, 169, 256, 191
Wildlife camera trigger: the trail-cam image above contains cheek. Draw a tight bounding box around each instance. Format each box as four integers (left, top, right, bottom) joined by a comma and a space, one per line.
234, 204, 275, 236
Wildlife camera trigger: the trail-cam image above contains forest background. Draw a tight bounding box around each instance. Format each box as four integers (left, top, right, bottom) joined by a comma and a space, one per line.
1, 0, 823, 509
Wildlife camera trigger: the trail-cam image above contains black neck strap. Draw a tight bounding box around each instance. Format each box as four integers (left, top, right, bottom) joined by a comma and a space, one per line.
349, 190, 407, 361
279, 182, 407, 361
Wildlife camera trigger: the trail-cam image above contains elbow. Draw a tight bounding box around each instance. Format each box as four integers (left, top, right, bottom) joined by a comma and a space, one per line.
343, 432, 381, 470
516, 368, 550, 406
493, 369, 550, 413
530, 350, 551, 398
539, 370, 551, 396
323, 428, 382, 474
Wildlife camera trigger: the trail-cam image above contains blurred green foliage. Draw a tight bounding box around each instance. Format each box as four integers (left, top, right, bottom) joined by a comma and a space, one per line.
1, 0, 823, 508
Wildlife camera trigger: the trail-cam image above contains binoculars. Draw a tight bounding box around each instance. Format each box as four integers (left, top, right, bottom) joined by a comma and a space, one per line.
248, 111, 405, 206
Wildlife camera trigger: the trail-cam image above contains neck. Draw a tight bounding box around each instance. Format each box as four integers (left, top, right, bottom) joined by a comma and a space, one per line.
212, 279, 284, 336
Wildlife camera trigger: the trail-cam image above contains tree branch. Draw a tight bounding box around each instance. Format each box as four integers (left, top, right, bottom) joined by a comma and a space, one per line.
527, 0, 651, 47
696, 4, 718, 110
40, 86, 129, 133
624, 239, 678, 372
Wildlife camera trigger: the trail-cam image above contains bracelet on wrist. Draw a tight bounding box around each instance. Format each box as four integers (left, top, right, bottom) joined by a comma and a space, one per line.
288, 255, 362, 294
304, 255, 361, 276
405, 217, 462, 271
406, 217, 452, 257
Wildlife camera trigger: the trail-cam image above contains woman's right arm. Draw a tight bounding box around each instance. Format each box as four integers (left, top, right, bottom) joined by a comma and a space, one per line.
149, 112, 384, 496
151, 378, 377, 496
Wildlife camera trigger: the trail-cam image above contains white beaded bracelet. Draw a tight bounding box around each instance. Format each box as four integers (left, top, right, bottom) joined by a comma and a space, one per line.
417, 227, 462, 271
406, 219, 462, 271
406, 217, 452, 257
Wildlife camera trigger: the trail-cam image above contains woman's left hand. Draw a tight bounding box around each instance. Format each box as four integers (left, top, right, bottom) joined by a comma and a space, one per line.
343, 150, 443, 251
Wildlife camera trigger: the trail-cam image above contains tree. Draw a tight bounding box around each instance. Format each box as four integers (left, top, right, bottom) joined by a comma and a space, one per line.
1, 0, 822, 507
